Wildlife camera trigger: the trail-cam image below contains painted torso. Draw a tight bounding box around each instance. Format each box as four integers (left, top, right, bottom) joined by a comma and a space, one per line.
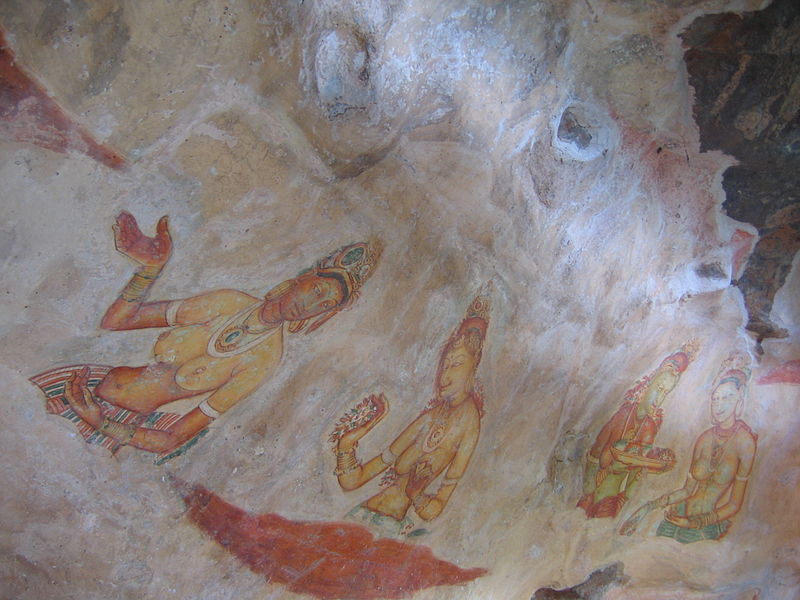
365, 399, 480, 521
685, 421, 755, 515
95, 293, 283, 414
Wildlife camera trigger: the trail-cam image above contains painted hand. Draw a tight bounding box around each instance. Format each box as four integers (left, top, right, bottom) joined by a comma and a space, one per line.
112, 211, 172, 267
406, 459, 434, 499
618, 504, 650, 536
338, 393, 389, 450
64, 366, 103, 427
664, 508, 691, 528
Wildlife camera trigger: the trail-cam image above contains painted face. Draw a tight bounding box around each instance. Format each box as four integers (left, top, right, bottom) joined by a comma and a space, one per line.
637, 368, 679, 416
437, 340, 476, 403
279, 272, 345, 322
710, 381, 742, 425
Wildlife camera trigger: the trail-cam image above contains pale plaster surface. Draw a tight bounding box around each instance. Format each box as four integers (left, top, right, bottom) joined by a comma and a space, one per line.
0, 1, 797, 599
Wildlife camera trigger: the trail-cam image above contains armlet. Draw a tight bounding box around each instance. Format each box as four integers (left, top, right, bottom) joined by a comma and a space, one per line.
198, 398, 221, 419
165, 300, 183, 326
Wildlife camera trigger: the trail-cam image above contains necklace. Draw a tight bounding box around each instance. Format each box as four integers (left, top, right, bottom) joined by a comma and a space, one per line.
207, 303, 280, 358
710, 422, 738, 471
421, 402, 450, 453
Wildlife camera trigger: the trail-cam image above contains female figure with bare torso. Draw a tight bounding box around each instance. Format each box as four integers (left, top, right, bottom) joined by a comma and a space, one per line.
620, 359, 757, 543
330, 293, 490, 537
32, 212, 380, 458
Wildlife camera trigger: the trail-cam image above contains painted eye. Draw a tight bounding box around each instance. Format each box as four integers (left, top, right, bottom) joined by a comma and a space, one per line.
314, 284, 321, 295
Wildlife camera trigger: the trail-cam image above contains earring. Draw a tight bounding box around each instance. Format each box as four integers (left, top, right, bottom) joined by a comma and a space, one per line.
287, 319, 308, 334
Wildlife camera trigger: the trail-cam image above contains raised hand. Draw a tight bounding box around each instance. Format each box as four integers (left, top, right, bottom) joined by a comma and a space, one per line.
64, 367, 103, 428
112, 211, 172, 267
337, 393, 389, 450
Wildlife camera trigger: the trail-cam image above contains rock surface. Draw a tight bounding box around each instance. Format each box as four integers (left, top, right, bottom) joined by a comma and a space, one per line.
0, 1, 798, 600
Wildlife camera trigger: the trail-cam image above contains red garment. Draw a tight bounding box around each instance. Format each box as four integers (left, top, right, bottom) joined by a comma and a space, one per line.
177, 481, 487, 599
589, 401, 662, 468
578, 401, 662, 519
576, 491, 626, 519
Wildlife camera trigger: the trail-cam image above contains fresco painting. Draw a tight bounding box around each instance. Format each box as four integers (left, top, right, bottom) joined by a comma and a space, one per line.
330, 292, 491, 538
0, 28, 125, 169
578, 342, 699, 519
169, 293, 492, 598
30, 211, 381, 462
176, 480, 486, 600
3, 1, 800, 599
620, 355, 758, 543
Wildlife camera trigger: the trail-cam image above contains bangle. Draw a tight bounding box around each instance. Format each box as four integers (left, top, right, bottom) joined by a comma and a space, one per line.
381, 448, 396, 465
100, 418, 136, 444
334, 447, 360, 476
120, 265, 163, 302
687, 511, 718, 529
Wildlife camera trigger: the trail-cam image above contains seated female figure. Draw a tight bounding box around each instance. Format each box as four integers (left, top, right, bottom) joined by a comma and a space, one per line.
578, 345, 694, 518
330, 294, 490, 538
620, 363, 757, 543
32, 211, 380, 459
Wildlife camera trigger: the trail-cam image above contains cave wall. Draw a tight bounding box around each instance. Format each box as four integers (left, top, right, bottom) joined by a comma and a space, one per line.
0, 1, 798, 599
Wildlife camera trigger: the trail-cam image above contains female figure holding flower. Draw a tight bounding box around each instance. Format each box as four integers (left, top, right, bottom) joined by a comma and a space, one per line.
330, 293, 490, 538
31, 211, 380, 460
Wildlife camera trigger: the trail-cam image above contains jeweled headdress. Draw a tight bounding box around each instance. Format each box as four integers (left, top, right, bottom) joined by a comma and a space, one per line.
444, 286, 492, 367
624, 339, 700, 402
293, 239, 382, 333
713, 352, 751, 391
432, 286, 492, 413
658, 339, 701, 374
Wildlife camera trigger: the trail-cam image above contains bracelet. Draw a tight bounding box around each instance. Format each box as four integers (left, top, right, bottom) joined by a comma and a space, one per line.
688, 511, 719, 529
334, 447, 360, 476
100, 417, 136, 444
381, 448, 396, 465
120, 265, 163, 302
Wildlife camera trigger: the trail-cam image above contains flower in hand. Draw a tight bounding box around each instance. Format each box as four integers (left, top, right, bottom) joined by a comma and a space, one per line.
112, 210, 172, 267
329, 393, 389, 450
64, 366, 103, 428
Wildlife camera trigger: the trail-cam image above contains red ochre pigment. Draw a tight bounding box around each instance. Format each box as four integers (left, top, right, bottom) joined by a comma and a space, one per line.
176, 481, 487, 599
0, 29, 125, 169
757, 360, 800, 386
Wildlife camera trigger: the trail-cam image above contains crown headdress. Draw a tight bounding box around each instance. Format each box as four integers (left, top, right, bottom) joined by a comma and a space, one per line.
445, 285, 492, 366
713, 352, 751, 390
295, 239, 382, 333
624, 340, 700, 402
658, 339, 701, 374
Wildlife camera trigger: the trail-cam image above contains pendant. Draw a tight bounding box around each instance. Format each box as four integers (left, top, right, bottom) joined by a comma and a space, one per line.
208, 303, 280, 358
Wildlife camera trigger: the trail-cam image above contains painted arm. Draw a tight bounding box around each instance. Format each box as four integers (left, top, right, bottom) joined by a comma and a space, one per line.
64, 363, 266, 454
619, 432, 705, 535
412, 419, 480, 521
671, 432, 757, 528
335, 395, 428, 491
591, 404, 627, 468
101, 211, 173, 330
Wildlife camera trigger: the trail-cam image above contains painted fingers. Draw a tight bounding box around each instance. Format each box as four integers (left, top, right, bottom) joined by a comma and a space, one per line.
111, 211, 172, 266
64, 367, 103, 426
